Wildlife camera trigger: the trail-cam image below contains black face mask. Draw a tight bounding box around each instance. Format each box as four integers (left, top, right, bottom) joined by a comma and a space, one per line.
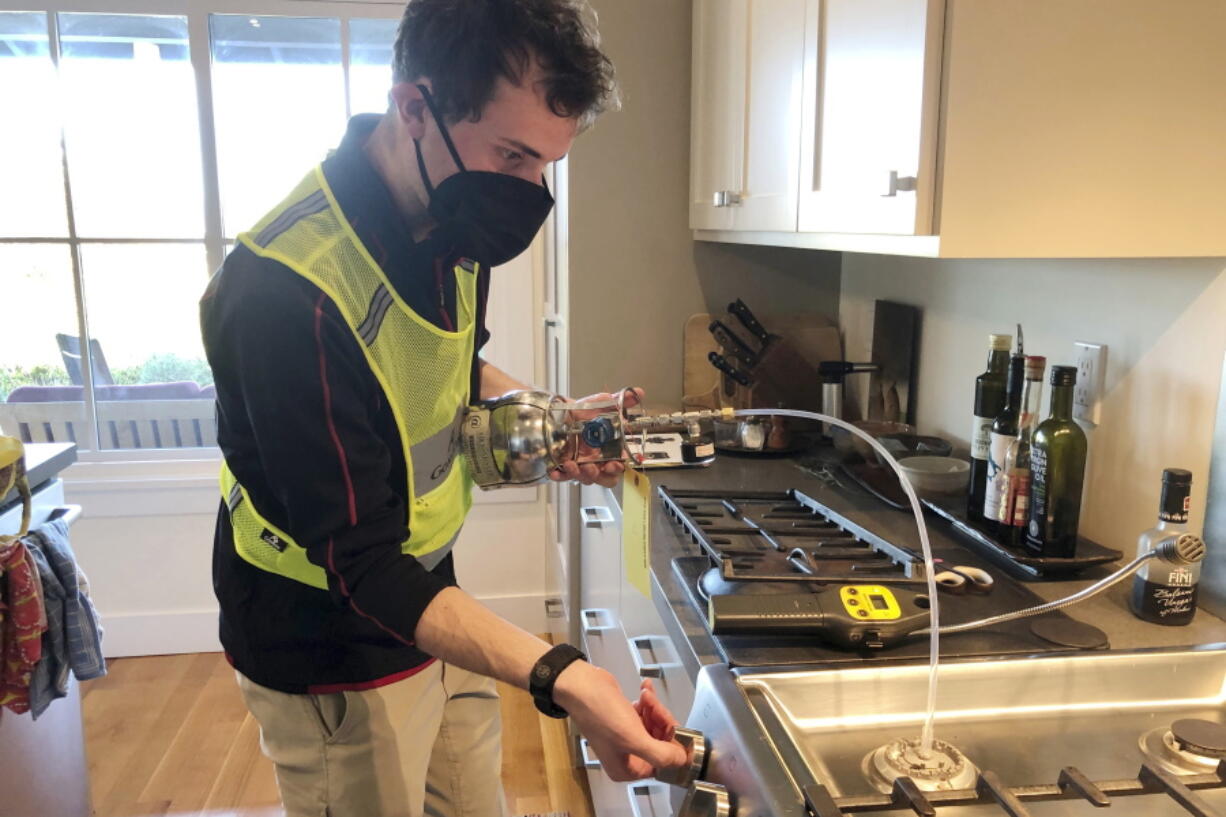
413, 85, 555, 268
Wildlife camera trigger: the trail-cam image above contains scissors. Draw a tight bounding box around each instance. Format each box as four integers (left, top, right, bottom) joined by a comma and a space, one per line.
933, 564, 994, 594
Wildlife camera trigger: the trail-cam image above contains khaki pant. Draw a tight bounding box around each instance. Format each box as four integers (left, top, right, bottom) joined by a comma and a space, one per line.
237, 661, 508, 817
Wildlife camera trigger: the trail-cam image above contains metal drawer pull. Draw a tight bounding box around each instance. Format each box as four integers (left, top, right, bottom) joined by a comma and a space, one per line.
629, 635, 677, 678
628, 782, 668, 817
581, 608, 616, 634
581, 505, 614, 528
47, 504, 82, 526
579, 738, 601, 769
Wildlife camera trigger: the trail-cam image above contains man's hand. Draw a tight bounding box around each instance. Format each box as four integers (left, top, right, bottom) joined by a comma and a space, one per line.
554, 660, 687, 782
549, 388, 644, 488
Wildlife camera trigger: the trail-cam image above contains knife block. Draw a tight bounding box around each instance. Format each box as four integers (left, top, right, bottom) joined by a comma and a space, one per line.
730, 337, 823, 412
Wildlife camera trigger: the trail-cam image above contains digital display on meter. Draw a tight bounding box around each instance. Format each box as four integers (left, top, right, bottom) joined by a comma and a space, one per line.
838, 585, 902, 620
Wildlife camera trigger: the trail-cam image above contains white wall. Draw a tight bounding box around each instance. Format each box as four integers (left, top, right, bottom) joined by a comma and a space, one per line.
65, 243, 549, 658
840, 255, 1226, 551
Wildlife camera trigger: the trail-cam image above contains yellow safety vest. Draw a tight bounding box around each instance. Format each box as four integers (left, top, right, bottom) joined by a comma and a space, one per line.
220, 166, 476, 590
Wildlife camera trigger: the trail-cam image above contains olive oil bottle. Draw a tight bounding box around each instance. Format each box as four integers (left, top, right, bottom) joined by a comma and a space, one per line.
968, 333, 1012, 524
1025, 366, 1088, 558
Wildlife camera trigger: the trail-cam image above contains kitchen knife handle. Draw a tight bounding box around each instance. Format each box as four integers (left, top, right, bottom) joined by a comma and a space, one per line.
708, 352, 751, 387
709, 320, 759, 367
728, 298, 770, 343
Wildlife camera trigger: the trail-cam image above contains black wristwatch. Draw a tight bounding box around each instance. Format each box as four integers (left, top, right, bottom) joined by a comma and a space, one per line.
530, 643, 586, 718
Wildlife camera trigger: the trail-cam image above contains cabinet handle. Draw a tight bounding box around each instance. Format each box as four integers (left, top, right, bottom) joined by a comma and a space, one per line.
882, 170, 917, 197
629, 635, 677, 678
543, 316, 562, 328
581, 608, 616, 634
712, 190, 743, 207
628, 783, 669, 817
581, 505, 614, 528
579, 737, 601, 769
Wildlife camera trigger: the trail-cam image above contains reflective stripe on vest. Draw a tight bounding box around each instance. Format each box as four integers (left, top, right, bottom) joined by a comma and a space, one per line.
219, 166, 477, 590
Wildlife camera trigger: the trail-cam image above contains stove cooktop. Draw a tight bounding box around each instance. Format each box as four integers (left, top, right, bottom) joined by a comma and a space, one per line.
660, 486, 1094, 667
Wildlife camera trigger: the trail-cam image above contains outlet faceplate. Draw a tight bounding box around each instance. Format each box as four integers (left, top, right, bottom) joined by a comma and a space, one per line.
1074, 341, 1107, 426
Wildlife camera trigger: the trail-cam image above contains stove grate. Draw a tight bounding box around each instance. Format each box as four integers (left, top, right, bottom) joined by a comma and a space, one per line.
802, 759, 1226, 817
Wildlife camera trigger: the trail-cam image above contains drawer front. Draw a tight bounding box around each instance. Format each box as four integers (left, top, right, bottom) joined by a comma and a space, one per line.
579, 484, 621, 615
580, 608, 640, 701
582, 738, 674, 817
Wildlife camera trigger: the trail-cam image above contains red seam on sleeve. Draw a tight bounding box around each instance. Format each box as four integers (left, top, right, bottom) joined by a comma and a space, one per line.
314, 292, 359, 526
327, 536, 415, 648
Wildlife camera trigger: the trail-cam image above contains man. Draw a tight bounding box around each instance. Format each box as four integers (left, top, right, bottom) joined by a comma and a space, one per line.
200, 1, 686, 815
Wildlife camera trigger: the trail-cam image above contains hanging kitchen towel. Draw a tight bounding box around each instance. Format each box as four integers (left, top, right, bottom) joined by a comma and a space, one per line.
25, 518, 105, 717
0, 535, 46, 716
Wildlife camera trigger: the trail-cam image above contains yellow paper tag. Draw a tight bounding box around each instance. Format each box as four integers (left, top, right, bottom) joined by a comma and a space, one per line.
622, 469, 652, 598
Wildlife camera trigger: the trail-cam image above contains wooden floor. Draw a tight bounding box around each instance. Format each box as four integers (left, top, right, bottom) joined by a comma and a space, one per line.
81, 652, 594, 817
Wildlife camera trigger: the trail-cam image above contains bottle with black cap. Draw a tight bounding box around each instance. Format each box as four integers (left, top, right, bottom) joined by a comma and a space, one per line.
1131, 468, 1200, 625
1025, 365, 1088, 558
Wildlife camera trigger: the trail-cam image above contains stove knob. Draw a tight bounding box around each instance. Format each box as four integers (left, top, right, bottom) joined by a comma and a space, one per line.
655, 726, 709, 788
678, 781, 732, 817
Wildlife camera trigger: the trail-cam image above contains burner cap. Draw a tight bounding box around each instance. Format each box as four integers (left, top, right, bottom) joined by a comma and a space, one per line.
1029, 617, 1109, 650
1171, 719, 1226, 759
862, 737, 980, 793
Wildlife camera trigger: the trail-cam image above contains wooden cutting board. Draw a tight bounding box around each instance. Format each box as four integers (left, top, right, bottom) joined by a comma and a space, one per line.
682, 313, 720, 410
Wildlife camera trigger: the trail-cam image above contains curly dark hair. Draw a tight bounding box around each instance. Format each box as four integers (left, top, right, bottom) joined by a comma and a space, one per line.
392, 0, 618, 130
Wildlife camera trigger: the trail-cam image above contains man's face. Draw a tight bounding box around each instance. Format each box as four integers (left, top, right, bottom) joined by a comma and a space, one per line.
405, 66, 578, 194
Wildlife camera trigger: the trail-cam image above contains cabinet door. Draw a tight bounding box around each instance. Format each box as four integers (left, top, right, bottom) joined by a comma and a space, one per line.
797, 0, 943, 235
730, 0, 806, 232
688, 0, 744, 230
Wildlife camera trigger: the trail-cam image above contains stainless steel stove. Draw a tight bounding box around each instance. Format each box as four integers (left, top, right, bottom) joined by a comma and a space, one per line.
665, 645, 1226, 816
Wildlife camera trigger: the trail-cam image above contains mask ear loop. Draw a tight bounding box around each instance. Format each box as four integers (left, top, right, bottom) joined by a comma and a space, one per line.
416, 84, 467, 174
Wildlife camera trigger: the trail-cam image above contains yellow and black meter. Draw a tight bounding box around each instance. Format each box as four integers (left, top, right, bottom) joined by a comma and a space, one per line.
708, 584, 931, 649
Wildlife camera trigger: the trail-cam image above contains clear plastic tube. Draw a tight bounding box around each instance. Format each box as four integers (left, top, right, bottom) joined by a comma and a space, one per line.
734, 408, 943, 754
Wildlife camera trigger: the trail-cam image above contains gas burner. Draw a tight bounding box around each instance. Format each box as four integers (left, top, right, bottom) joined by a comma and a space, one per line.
861, 737, 980, 793
1139, 718, 1226, 775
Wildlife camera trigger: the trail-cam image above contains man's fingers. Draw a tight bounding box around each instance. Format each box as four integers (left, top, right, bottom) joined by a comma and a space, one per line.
634, 735, 688, 770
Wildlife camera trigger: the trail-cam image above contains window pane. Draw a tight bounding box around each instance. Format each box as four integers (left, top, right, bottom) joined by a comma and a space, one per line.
80, 243, 215, 450
349, 18, 398, 115
0, 13, 68, 237
58, 14, 204, 239
211, 15, 345, 237
0, 245, 86, 446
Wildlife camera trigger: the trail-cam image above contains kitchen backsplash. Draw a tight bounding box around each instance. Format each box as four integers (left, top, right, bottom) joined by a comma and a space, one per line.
840, 254, 1226, 552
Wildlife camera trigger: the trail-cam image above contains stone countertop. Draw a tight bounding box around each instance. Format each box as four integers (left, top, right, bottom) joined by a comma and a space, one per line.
616, 450, 1226, 680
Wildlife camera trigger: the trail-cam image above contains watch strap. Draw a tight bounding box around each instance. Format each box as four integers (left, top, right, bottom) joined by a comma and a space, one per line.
529, 643, 586, 719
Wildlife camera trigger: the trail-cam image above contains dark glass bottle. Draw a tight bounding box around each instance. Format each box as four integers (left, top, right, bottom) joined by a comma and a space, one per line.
1130, 469, 1198, 626
997, 356, 1046, 548
968, 333, 1011, 524
1025, 366, 1088, 557
983, 351, 1026, 533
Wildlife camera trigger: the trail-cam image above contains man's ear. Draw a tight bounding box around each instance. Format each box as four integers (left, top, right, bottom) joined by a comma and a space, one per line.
391, 81, 431, 140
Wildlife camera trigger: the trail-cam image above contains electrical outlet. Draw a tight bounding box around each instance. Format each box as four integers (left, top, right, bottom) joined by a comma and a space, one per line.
1073, 341, 1107, 426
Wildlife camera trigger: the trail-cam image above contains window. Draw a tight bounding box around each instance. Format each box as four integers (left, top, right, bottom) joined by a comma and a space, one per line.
0, 3, 402, 454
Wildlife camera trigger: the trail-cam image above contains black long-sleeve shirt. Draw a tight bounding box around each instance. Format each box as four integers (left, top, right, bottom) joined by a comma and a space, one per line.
201, 115, 490, 693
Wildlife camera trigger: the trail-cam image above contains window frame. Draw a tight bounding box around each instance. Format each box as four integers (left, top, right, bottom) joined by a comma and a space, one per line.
0, 0, 404, 463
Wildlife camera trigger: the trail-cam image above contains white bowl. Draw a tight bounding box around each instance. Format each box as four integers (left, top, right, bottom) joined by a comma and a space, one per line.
898, 456, 970, 495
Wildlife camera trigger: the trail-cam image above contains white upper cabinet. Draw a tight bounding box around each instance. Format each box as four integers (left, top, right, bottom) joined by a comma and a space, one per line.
689, 0, 806, 233
797, 0, 942, 236
692, 0, 1226, 258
